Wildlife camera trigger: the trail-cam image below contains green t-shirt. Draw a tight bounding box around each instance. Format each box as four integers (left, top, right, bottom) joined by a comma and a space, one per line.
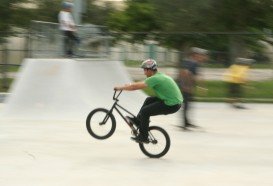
145, 72, 183, 106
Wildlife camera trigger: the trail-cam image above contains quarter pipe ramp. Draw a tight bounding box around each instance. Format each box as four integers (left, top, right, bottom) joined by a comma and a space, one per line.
1, 59, 146, 121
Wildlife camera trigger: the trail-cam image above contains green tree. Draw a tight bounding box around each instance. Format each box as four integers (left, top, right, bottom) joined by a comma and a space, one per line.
108, 0, 273, 40
107, 0, 160, 42
32, 0, 115, 25
0, 0, 32, 43
83, 0, 115, 25
107, 0, 273, 64
149, 0, 273, 50
33, 0, 63, 23
205, 0, 273, 60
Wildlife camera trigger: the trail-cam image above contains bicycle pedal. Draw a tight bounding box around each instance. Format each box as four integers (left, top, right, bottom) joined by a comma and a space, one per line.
130, 137, 139, 143
131, 130, 138, 136
130, 136, 149, 144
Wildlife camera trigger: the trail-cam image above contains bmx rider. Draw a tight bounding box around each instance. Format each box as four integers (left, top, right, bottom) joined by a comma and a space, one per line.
114, 59, 183, 143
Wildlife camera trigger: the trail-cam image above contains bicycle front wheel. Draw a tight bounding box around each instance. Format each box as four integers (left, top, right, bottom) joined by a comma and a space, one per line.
86, 108, 116, 140
139, 126, 171, 158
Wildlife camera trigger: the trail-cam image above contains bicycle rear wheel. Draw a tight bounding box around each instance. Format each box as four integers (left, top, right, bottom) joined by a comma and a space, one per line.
86, 108, 116, 139
139, 126, 170, 158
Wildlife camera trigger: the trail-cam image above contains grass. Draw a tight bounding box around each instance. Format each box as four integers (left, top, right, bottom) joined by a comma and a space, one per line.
199, 80, 273, 103
124, 59, 273, 69
1, 63, 272, 103
123, 60, 142, 67
198, 80, 273, 99
2, 77, 271, 102
0, 78, 13, 92
7, 65, 20, 72
0, 65, 20, 73
143, 79, 273, 103
203, 61, 273, 69
251, 63, 273, 69
246, 80, 273, 99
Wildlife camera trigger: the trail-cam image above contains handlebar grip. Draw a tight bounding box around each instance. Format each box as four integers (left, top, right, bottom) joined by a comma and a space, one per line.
113, 90, 117, 100
113, 90, 122, 100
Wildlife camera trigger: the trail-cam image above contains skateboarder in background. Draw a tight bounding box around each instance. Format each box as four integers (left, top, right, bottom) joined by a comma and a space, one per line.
178, 47, 209, 131
223, 57, 253, 109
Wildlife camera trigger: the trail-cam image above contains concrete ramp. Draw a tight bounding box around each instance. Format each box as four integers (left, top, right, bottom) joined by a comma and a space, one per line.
1, 59, 146, 121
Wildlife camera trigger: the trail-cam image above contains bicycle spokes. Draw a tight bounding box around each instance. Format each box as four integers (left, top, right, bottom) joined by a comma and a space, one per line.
91, 112, 113, 136
139, 126, 170, 158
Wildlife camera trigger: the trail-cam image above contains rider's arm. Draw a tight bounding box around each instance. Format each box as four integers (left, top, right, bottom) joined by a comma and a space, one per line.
114, 81, 147, 91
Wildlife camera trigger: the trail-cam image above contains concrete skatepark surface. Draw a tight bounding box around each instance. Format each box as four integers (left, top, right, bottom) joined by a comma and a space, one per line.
0, 59, 273, 186
1, 103, 273, 186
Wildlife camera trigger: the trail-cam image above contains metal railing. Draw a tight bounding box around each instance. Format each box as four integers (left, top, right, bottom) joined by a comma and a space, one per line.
29, 20, 112, 58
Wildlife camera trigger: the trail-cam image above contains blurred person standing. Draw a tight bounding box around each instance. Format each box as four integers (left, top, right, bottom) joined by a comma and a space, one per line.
178, 47, 209, 131
223, 58, 253, 109
58, 1, 80, 57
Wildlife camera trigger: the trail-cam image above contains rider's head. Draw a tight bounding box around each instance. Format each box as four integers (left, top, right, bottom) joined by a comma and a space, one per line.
62, 1, 73, 11
141, 59, 158, 77
189, 47, 209, 63
141, 59, 157, 71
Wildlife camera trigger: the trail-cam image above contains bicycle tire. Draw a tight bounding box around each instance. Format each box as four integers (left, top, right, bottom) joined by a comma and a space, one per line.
139, 126, 170, 158
86, 108, 116, 140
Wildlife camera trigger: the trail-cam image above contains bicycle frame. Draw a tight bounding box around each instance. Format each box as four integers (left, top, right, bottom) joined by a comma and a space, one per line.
102, 91, 137, 130
86, 90, 171, 158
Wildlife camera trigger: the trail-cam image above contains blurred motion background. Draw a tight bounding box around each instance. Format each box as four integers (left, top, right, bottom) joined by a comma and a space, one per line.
0, 0, 273, 102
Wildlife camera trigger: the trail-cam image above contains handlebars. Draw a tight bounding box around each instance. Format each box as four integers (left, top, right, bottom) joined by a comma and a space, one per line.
113, 90, 123, 101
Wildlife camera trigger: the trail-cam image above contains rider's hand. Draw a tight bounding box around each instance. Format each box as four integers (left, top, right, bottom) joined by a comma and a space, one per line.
114, 87, 121, 91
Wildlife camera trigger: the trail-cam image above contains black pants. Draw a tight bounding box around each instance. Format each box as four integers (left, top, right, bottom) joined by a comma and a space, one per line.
63, 31, 80, 56
137, 97, 181, 139
182, 92, 193, 127
227, 83, 243, 99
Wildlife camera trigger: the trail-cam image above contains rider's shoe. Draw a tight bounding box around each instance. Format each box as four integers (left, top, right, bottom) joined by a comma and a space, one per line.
176, 125, 192, 131
182, 126, 192, 131
131, 135, 149, 144
125, 116, 140, 127
233, 104, 247, 109
185, 123, 199, 129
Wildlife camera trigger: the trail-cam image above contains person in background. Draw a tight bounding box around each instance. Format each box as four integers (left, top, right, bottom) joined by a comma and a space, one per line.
223, 58, 253, 109
178, 47, 209, 131
114, 59, 183, 143
58, 1, 80, 57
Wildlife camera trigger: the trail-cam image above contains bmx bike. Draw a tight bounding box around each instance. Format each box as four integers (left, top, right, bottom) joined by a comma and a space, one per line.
86, 90, 171, 158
